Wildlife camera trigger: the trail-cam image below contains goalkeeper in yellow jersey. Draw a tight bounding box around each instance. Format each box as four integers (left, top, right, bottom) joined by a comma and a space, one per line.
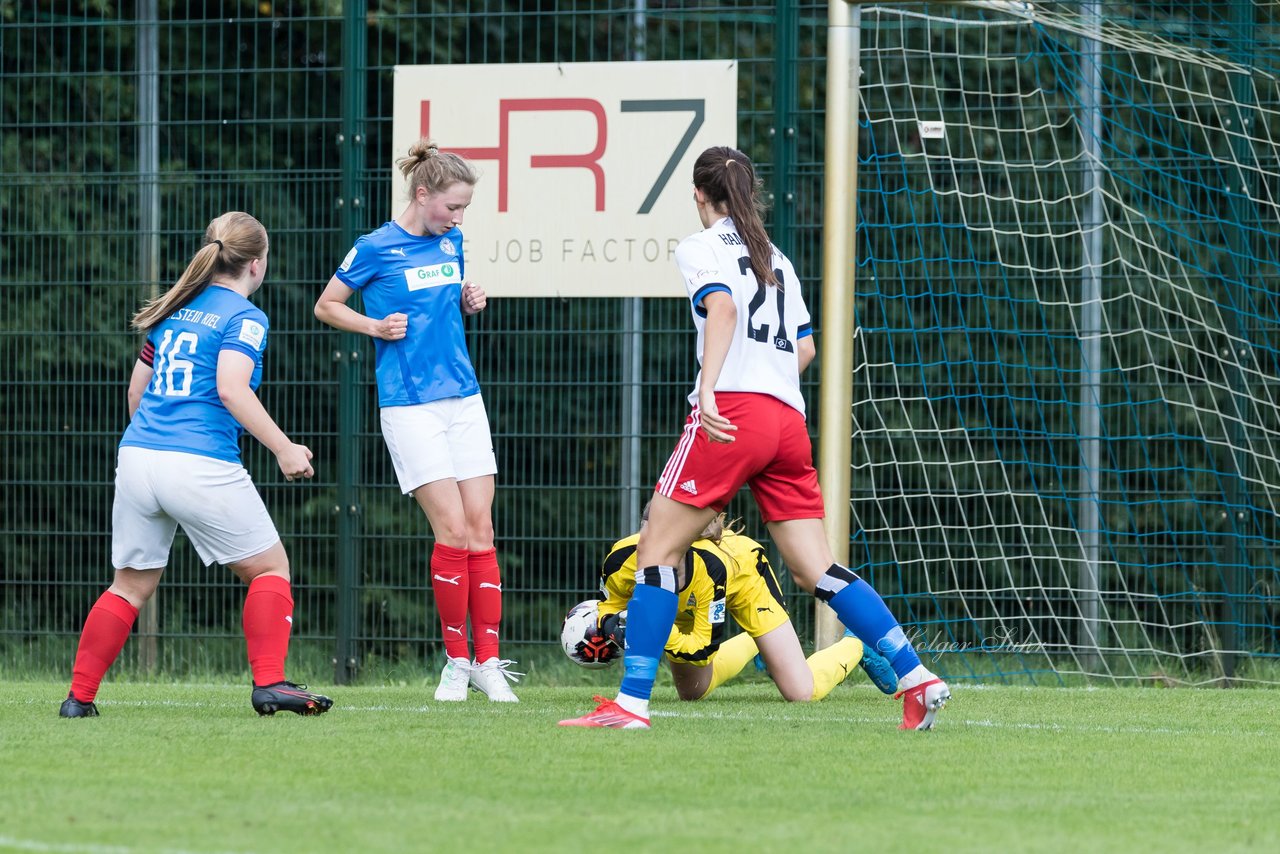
566, 510, 898, 701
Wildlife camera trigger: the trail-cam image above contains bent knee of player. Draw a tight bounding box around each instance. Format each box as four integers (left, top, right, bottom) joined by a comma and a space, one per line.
675, 682, 708, 701
776, 672, 815, 702
230, 543, 290, 584
428, 518, 469, 547
787, 566, 820, 594
108, 569, 160, 609
465, 519, 495, 551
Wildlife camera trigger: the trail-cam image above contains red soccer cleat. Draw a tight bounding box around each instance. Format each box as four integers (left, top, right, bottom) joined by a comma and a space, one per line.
558, 696, 651, 729
895, 678, 950, 731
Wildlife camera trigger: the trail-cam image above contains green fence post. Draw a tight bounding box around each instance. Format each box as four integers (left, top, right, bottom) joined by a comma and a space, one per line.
334, 0, 368, 686
135, 0, 161, 674
771, 0, 798, 258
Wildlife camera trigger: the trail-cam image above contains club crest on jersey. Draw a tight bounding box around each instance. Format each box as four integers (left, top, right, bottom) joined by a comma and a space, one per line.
405, 262, 462, 291
439, 237, 457, 256
238, 319, 266, 350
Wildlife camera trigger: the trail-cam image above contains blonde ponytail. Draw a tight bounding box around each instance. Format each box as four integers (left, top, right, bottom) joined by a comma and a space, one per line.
132, 212, 268, 331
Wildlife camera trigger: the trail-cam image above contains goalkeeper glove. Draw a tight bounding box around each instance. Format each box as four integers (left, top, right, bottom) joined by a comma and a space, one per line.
578, 632, 617, 664
599, 610, 626, 651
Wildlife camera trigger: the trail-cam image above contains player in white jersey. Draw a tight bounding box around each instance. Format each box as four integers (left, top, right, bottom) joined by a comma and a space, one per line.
315, 138, 519, 703
60, 212, 331, 719
562, 146, 951, 731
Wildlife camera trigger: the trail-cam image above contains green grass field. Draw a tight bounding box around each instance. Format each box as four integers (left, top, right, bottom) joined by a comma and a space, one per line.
3, 677, 1278, 853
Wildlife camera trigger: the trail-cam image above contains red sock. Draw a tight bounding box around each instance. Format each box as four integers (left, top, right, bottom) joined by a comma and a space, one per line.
469, 548, 503, 662
69, 592, 139, 702
243, 574, 293, 687
431, 544, 470, 659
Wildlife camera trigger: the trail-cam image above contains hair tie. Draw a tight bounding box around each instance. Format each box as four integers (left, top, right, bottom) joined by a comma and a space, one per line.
212, 239, 224, 250
725, 159, 736, 168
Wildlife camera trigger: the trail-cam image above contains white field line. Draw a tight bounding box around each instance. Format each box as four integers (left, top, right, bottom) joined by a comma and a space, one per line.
4, 695, 1270, 738
0, 836, 248, 854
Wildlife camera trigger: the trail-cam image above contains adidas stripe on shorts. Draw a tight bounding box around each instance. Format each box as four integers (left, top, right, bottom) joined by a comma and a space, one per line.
656, 392, 824, 522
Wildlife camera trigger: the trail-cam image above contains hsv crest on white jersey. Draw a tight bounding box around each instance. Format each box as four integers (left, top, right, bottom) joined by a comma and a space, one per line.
674, 216, 812, 415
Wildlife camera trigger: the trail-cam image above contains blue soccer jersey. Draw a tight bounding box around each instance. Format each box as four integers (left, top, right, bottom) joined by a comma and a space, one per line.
120, 285, 269, 464
334, 221, 479, 407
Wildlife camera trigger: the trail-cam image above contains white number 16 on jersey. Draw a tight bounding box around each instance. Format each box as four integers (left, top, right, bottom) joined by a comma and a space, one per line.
151, 329, 199, 397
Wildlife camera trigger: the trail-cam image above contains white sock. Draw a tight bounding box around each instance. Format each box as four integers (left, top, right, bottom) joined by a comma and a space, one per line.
614, 693, 650, 719
896, 664, 934, 692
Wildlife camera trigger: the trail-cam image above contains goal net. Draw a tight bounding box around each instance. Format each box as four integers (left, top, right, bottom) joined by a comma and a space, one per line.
850, 2, 1280, 685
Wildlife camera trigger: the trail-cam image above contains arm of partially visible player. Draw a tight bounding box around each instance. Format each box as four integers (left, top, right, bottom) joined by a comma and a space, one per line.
313, 275, 408, 341
589, 552, 637, 661
697, 290, 738, 443
797, 335, 816, 374
664, 591, 716, 662
126, 361, 153, 419
216, 350, 314, 481
598, 573, 632, 623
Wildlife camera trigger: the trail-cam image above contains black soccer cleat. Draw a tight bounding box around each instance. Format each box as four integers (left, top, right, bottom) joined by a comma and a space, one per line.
59, 693, 100, 718
251, 681, 333, 716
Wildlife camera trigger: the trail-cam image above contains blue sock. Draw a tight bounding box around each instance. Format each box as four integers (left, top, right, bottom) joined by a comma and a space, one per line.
619, 567, 679, 702
816, 564, 922, 679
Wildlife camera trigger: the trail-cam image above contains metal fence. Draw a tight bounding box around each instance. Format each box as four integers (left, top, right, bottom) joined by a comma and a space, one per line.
0, 1, 827, 681
6, 1, 1278, 687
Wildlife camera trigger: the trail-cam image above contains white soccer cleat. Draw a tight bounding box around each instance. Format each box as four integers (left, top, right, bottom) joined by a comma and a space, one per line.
434, 656, 472, 702
469, 657, 522, 703
896, 678, 951, 731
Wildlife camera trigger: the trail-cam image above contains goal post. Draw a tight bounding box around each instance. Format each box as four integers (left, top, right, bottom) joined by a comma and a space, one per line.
815, 0, 861, 651
821, 1, 1280, 685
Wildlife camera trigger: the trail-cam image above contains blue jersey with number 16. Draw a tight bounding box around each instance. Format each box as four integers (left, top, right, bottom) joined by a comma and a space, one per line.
120, 285, 269, 464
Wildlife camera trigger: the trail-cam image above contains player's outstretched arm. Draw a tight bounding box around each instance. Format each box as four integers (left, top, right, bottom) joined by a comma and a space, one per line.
216, 350, 313, 481
314, 275, 407, 341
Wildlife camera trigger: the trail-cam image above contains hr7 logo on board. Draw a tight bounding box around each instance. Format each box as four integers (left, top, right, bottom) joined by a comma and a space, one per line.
420, 98, 704, 214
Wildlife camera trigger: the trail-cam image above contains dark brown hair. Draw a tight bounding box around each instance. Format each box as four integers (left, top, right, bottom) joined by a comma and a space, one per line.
692, 146, 778, 286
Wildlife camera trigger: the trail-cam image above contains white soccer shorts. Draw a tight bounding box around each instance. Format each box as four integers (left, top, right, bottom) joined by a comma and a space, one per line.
380, 394, 498, 494
111, 446, 281, 569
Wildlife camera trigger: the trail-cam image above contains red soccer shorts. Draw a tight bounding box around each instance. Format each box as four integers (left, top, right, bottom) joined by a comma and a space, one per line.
655, 392, 825, 522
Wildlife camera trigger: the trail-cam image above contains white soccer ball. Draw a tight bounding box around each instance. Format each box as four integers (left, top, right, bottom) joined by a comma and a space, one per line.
561, 599, 614, 669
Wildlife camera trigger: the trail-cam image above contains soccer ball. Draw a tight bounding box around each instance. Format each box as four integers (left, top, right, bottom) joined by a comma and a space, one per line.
561, 599, 617, 669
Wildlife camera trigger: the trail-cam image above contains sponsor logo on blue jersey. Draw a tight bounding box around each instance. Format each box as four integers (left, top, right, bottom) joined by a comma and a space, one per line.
333, 221, 480, 407
405, 262, 462, 291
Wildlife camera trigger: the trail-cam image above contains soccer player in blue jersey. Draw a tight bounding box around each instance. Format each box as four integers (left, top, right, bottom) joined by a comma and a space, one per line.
315, 138, 518, 702
60, 212, 331, 718
561, 147, 951, 730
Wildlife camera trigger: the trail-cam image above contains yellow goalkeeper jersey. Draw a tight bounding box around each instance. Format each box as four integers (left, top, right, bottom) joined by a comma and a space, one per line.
597, 530, 789, 664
